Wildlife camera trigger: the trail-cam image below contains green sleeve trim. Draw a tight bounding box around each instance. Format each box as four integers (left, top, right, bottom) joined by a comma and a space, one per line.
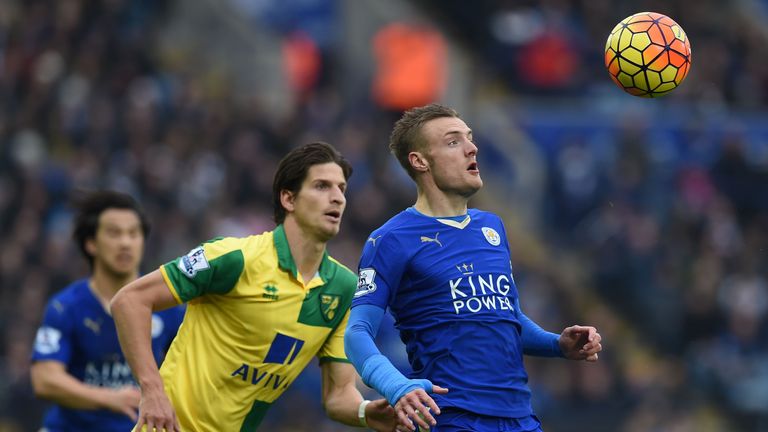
163, 249, 245, 302
240, 400, 272, 431
319, 356, 351, 364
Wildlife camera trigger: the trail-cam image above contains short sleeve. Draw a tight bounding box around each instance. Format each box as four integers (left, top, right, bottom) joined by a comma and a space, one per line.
317, 308, 351, 363
31, 298, 74, 364
160, 237, 246, 303
352, 231, 407, 309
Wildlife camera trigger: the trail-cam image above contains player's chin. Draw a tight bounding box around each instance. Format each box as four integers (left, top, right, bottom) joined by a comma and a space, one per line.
472, 176, 483, 189
465, 171, 483, 185
109, 263, 138, 278
459, 179, 483, 197
318, 223, 341, 241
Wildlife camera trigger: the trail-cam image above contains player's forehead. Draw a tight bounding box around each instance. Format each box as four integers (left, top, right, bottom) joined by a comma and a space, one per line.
421, 116, 472, 142
97, 208, 141, 230
302, 162, 346, 184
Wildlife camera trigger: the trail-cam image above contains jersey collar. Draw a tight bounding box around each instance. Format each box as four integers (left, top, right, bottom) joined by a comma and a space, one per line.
407, 206, 472, 229
273, 224, 334, 283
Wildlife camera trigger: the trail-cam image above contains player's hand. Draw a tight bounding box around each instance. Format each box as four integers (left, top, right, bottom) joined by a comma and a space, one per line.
394, 385, 448, 431
558, 325, 602, 362
134, 385, 181, 432
364, 398, 397, 432
104, 385, 141, 421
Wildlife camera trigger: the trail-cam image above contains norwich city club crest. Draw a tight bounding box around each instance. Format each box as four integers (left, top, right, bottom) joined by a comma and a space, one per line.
320, 294, 341, 322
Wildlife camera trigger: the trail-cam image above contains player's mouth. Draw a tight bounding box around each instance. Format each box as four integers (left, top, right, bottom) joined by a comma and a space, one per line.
115, 253, 135, 264
467, 161, 479, 174
324, 210, 341, 223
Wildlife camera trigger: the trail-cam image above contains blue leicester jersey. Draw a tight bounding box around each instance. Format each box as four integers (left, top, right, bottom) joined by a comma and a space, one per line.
353, 208, 532, 418
32, 279, 185, 432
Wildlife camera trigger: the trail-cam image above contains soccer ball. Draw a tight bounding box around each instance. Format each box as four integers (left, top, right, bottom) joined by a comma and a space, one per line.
604, 12, 691, 97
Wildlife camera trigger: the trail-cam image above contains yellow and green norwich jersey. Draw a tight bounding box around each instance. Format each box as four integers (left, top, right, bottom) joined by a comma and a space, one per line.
157, 225, 357, 431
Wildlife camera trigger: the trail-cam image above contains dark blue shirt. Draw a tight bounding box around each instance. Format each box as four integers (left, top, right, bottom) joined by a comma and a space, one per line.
353, 208, 533, 417
32, 279, 185, 431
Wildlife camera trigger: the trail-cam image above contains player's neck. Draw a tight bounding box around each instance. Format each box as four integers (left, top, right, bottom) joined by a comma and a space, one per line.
89, 265, 138, 309
414, 190, 468, 217
282, 220, 326, 284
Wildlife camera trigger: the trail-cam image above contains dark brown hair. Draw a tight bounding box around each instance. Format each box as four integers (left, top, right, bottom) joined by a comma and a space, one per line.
72, 190, 150, 268
272, 142, 353, 224
389, 103, 461, 178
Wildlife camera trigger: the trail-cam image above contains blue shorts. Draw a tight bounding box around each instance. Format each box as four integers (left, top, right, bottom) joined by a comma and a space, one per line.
427, 408, 543, 432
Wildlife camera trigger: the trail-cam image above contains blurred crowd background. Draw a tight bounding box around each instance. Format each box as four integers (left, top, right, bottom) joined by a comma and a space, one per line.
1, 0, 767, 431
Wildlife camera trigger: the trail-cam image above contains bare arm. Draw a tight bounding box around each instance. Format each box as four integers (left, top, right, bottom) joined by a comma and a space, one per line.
321, 361, 395, 431
30, 360, 140, 420
110, 269, 181, 432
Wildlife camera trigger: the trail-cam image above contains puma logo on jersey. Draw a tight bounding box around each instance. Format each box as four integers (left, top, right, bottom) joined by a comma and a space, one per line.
366, 235, 382, 247
84, 318, 101, 335
420, 232, 442, 247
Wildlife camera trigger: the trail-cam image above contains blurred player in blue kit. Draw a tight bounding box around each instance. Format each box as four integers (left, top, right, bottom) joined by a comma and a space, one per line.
345, 104, 603, 432
30, 191, 185, 431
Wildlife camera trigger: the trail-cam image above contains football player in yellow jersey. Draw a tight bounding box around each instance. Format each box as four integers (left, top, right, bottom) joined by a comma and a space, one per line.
111, 142, 397, 432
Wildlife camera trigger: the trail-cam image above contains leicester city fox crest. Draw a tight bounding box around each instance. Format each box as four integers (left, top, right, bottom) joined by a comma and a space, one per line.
481, 227, 501, 246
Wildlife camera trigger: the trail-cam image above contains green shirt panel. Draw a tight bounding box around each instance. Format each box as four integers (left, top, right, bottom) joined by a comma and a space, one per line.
162, 237, 245, 302
297, 260, 357, 329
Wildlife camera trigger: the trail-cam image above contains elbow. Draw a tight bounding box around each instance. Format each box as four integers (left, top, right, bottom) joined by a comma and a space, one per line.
109, 289, 130, 316
30, 369, 54, 400
322, 395, 344, 423
30, 380, 46, 399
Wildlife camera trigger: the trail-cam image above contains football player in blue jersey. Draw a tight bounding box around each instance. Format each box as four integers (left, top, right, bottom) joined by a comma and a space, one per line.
30, 191, 185, 431
345, 104, 603, 432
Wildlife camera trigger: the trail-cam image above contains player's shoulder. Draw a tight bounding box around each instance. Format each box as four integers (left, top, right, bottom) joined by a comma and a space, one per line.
468, 208, 500, 219
324, 256, 357, 289
326, 256, 356, 277
48, 278, 90, 306
368, 209, 424, 243
469, 208, 505, 225
201, 229, 274, 258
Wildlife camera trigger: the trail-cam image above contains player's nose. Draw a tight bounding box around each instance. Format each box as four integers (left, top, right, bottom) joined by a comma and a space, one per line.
330, 186, 345, 205
466, 139, 478, 156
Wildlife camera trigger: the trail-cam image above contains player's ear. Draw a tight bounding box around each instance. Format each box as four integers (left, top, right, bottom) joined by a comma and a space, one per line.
408, 151, 429, 173
280, 189, 296, 213
85, 237, 97, 256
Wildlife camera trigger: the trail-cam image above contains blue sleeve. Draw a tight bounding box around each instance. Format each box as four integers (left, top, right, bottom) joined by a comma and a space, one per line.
516, 298, 564, 357
31, 298, 73, 363
353, 231, 404, 309
499, 215, 563, 358
345, 304, 434, 406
